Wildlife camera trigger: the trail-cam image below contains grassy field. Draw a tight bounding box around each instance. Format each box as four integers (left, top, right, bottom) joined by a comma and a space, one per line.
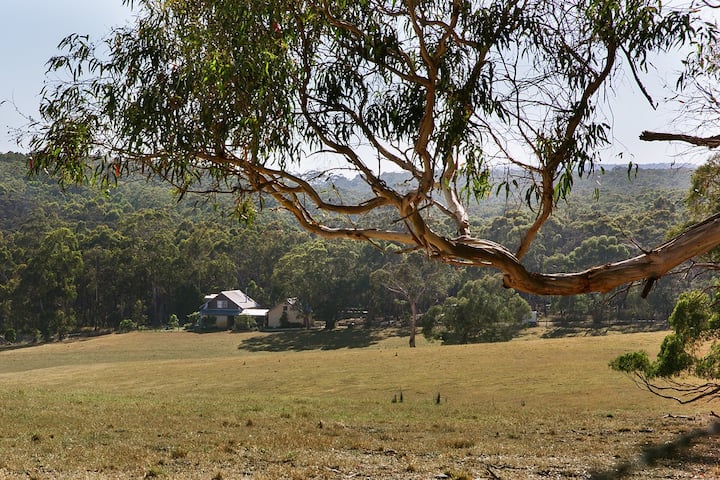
0, 328, 718, 479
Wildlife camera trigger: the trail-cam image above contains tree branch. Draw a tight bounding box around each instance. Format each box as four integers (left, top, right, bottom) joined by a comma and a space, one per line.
639, 131, 720, 148
446, 212, 720, 295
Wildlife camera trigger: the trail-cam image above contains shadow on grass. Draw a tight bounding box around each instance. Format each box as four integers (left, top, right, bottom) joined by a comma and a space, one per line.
589, 420, 720, 480
541, 322, 668, 339
237, 327, 390, 352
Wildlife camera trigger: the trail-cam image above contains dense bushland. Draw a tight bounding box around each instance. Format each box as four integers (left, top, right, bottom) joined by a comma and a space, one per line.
0, 153, 700, 340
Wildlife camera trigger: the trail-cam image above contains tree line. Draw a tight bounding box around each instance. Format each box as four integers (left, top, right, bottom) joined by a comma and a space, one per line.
0, 152, 702, 344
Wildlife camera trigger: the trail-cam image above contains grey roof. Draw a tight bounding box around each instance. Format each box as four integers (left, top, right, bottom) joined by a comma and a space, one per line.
221, 290, 258, 309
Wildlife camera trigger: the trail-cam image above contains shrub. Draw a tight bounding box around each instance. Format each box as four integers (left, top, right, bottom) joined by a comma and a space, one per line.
186, 311, 200, 329
279, 310, 290, 328
118, 319, 138, 333
233, 315, 257, 332
202, 316, 217, 329
4, 328, 16, 343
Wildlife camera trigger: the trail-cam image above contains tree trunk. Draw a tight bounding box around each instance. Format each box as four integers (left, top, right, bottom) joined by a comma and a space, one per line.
409, 301, 417, 348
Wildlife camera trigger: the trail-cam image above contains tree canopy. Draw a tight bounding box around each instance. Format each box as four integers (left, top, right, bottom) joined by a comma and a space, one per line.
26, 0, 720, 296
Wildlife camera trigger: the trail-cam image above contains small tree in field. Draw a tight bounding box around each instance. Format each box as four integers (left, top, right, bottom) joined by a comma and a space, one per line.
370, 252, 453, 347
424, 275, 531, 344
611, 290, 720, 403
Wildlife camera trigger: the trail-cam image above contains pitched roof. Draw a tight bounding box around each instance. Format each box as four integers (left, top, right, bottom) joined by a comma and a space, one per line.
220, 290, 258, 310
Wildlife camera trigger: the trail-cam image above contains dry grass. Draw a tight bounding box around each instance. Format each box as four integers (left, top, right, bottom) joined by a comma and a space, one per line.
0, 328, 718, 479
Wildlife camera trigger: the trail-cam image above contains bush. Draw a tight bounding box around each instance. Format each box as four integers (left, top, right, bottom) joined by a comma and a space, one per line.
279, 310, 290, 328
118, 319, 138, 333
3, 328, 16, 343
233, 315, 258, 332
186, 311, 200, 329
202, 316, 217, 329
168, 314, 179, 330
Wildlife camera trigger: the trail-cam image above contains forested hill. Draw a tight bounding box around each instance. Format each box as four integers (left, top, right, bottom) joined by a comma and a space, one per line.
0, 152, 693, 231
0, 152, 698, 340
317, 163, 694, 220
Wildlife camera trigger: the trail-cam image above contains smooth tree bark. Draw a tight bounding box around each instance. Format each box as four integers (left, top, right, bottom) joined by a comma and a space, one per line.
25, 0, 720, 296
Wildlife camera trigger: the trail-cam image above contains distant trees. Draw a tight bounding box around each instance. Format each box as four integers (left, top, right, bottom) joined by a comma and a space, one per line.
0, 152, 708, 345
14, 228, 83, 339
423, 275, 531, 344
272, 240, 370, 328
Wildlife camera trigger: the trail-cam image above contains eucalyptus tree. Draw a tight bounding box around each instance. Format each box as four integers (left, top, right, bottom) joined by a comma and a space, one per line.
14, 228, 84, 339
370, 251, 454, 347
76, 225, 129, 329
118, 209, 181, 326
0, 233, 14, 332
28, 0, 718, 295
424, 275, 531, 343
611, 155, 720, 403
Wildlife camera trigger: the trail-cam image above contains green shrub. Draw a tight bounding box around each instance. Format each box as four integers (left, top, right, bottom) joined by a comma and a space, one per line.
3, 328, 16, 343
233, 315, 258, 332
118, 319, 138, 333
279, 310, 290, 328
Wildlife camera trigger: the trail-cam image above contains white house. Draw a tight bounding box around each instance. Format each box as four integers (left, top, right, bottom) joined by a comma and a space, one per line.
199, 290, 268, 329
266, 298, 313, 329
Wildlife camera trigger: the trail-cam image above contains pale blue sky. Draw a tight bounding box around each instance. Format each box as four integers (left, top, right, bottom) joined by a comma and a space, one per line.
0, 0, 133, 152
0, 1, 710, 166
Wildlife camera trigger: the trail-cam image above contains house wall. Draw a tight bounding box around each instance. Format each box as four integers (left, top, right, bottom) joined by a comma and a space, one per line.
267, 304, 307, 328
215, 316, 234, 329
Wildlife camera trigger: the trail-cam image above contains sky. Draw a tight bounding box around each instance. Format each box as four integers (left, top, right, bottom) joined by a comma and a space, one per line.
0, 1, 714, 167
0, 0, 134, 153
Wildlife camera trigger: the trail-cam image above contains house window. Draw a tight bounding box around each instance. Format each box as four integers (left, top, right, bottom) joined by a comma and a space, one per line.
217, 300, 228, 309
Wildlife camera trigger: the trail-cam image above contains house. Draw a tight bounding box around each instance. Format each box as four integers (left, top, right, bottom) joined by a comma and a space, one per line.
267, 298, 313, 329
199, 290, 268, 330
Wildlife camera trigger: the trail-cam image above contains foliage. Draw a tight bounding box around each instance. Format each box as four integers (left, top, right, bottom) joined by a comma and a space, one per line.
186, 311, 201, 328
13, 227, 83, 340
233, 314, 257, 332
370, 251, 454, 346
0, 152, 703, 340
118, 319, 138, 333
3, 328, 16, 343
25, 0, 717, 296
201, 316, 218, 330
424, 275, 531, 344
168, 314, 180, 330
611, 290, 720, 403
272, 240, 369, 327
